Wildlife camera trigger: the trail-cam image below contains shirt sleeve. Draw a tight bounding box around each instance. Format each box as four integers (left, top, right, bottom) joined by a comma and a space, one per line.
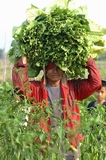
12, 58, 32, 98
72, 57, 102, 100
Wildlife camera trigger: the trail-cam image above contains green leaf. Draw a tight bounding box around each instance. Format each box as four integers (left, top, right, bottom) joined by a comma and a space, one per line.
26, 4, 46, 22
39, 132, 46, 142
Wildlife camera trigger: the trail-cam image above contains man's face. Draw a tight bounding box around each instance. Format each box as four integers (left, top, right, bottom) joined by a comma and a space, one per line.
46, 65, 63, 83
95, 87, 106, 102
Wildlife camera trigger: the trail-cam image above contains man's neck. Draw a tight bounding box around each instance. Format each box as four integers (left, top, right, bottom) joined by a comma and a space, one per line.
96, 99, 105, 105
47, 80, 60, 87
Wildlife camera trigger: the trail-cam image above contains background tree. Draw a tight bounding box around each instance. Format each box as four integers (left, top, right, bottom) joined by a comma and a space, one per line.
0, 49, 3, 59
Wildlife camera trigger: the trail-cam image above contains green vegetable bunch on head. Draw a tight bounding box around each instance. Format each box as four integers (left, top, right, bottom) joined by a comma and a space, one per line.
8, 4, 91, 78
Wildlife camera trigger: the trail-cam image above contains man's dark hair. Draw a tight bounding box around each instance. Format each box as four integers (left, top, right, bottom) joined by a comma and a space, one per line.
102, 80, 106, 87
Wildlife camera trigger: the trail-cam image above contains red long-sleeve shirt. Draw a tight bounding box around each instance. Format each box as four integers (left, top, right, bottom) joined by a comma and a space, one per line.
12, 57, 101, 148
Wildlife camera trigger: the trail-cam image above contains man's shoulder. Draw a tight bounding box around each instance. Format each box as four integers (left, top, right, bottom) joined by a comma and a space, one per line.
103, 101, 106, 106
30, 80, 41, 87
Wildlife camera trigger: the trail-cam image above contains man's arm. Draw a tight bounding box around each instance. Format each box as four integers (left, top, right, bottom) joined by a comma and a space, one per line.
12, 56, 31, 98
74, 57, 102, 100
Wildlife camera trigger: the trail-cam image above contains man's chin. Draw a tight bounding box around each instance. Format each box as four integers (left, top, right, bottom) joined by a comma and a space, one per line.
52, 78, 61, 82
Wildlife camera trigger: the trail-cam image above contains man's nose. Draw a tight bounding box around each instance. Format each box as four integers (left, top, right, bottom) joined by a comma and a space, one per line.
53, 67, 58, 72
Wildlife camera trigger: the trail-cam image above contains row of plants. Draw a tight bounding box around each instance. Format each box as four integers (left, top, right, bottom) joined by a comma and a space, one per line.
80, 96, 106, 160
0, 81, 106, 160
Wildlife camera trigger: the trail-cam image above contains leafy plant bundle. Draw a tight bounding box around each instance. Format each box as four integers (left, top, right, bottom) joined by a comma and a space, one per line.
8, 4, 91, 78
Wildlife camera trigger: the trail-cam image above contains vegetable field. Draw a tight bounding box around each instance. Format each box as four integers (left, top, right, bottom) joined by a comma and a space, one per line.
0, 59, 12, 83
96, 60, 106, 80
0, 82, 106, 160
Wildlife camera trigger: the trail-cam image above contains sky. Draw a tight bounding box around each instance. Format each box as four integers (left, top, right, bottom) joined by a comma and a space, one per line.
0, 0, 106, 52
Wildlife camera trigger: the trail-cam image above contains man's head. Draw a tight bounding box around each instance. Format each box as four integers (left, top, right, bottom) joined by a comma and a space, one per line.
45, 62, 63, 86
95, 80, 106, 103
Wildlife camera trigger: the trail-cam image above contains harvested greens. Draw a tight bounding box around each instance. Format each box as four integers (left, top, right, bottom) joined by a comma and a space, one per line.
8, 4, 91, 78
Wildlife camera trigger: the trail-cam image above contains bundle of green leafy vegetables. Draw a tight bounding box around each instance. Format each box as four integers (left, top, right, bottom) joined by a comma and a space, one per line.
8, 4, 92, 78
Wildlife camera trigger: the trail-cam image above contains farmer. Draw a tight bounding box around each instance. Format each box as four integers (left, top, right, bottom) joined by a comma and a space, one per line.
12, 55, 101, 160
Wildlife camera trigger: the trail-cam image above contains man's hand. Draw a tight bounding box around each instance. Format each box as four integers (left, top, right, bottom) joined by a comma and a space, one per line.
22, 56, 27, 64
